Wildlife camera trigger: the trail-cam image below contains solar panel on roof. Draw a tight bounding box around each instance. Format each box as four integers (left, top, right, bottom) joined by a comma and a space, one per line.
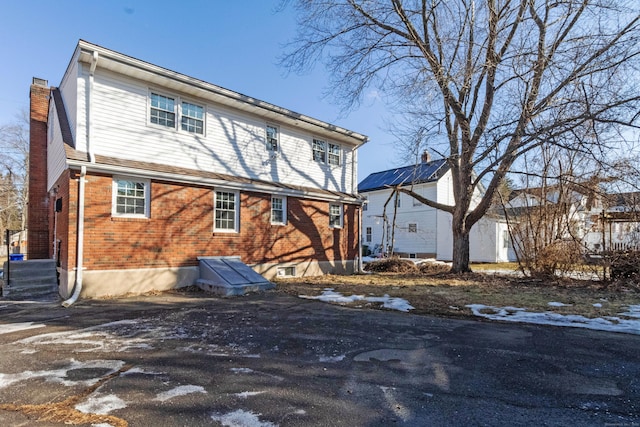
358, 159, 448, 192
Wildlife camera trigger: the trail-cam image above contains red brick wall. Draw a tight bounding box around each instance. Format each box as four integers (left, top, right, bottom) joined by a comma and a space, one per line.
28, 82, 50, 259
51, 170, 73, 271
70, 173, 358, 270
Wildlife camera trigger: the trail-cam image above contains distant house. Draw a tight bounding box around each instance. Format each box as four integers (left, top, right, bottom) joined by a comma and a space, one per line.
358, 153, 510, 263
28, 40, 368, 299
584, 191, 640, 252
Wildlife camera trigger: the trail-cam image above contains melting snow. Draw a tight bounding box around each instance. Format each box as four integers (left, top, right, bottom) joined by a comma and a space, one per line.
155, 385, 206, 402
467, 304, 640, 335
319, 355, 346, 363
210, 409, 277, 427
300, 289, 414, 312
76, 392, 127, 415
0, 322, 45, 335
234, 391, 266, 398
0, 359, 125, 389
548, 302, 571, 307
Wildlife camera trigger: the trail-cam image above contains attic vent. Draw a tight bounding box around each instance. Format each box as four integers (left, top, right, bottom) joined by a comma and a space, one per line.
32, 77, 48, 87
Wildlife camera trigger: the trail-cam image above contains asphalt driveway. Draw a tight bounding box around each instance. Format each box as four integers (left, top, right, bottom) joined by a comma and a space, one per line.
0, 291, 638, 426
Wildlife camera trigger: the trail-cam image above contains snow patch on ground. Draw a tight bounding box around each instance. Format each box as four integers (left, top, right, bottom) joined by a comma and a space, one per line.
76, 392, 127, 415
233, 391, 266, 398
155, 385, 206, 402
210, 409, 277, 427
548, 301, 571, 307
0, 359, 125, 389
230, 367, 254, 374
0, 322, 45, 335
300, 288, 414, 312
467, 304, 640, 335
319, 354, 346, 363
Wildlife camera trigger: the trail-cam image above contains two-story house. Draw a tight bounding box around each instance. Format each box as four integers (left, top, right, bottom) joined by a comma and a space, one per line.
28, 40, 367, 299
359, 153, 510, 263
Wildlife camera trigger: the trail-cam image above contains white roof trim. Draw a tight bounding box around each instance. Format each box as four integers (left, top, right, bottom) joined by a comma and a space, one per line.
74, 40, 368, 147
67, 159, 359, 204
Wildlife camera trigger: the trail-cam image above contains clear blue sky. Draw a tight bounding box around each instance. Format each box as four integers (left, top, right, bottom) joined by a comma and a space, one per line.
0, 0, 403, 181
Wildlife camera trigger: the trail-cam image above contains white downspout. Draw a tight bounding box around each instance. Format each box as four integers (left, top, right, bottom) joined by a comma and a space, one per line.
62, 166, 87, 307
352, 147, 365, 273
87, 51, 98, 163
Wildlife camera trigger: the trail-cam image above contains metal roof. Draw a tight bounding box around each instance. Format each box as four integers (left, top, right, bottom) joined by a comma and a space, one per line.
358, 158, 449, 192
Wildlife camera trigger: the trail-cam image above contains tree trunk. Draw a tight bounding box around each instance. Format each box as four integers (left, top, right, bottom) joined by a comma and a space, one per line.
451, 224, 472, 273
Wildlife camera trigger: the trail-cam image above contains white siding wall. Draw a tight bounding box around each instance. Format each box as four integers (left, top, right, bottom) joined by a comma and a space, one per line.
59, 56, 79, 145
47, 100, 69, 190
80, 68, 354, 193
362, 183, 439, 255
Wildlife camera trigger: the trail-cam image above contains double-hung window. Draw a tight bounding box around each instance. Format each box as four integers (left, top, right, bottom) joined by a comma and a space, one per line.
266, 125, 279, 151
328, 143, 341, 165
112, 178, 150, 218
408, 223, 417, 233
181, 101, 204, 134
150, 93, 176, 128
329, 203, 342, 228
365, 227, 372, 242
313, 139, 326, 163
214, 191, 238, 232
271, 196, 286, 225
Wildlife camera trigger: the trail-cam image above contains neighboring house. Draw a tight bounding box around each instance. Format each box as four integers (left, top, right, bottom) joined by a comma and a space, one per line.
506, 184, 640, 254
28, 40, 368, 299
358, 153, 510, 263
584, 191, 640, 252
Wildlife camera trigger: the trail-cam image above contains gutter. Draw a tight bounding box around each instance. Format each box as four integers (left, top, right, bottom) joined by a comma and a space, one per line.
62, 165, 87, 307
66, 159, 360, 204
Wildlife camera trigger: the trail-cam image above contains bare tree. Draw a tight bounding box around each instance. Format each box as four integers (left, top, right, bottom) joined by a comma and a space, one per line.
281, 0, 640, 272
0, 110, 29, 232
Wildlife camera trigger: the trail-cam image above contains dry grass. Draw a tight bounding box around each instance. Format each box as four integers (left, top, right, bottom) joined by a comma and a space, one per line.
274, 268, 640, 320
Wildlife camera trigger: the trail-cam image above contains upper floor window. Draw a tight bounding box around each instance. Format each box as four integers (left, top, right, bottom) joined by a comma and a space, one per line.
362, 195, 368, 211
313, 139, 326, 163
329, 203, 343, 228
214, 190, 238, 232
266, 125, 279, 151
150, 93, 176, 128
112, 177, 150, 218
328, 143, 341, 165
365, 226, 372, 242
271, 196, 287, 225
181, 101, 204, 134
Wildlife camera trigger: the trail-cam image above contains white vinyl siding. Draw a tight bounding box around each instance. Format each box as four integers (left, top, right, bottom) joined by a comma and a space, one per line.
83, 68, 357, 194
47, 100, 70, 190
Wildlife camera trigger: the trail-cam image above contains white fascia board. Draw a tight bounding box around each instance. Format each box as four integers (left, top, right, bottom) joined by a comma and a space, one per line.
75, 40, 368, 147
67, 159, 358, 204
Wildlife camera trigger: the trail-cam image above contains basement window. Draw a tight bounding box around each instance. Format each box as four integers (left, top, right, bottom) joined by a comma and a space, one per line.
277, 266, 296, 277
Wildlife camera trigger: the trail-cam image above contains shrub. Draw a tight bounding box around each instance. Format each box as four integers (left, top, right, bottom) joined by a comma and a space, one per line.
364, 258, 418, 273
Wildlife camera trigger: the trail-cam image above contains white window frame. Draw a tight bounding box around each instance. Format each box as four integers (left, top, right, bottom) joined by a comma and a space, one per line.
277, 266, 296, 277
149, 92, 176, 129
266, 124, 279, 152
313, 138, 327, 163
149, 90, 206, 135
329, 203, 343, 228
180, 100, 205, 135
408, 223, 417, 233
271, 196, 287, 225
112, 177, 151, 218
214, 190, 240, 233
328, 143, 341, 165
365, 226, 372, 242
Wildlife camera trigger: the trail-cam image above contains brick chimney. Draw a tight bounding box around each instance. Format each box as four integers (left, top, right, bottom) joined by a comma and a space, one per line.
421, 150, 431, 163
28, 77, 51, 259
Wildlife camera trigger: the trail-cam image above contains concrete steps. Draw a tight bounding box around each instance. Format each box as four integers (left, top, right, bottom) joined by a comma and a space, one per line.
2, 259, 59, 301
